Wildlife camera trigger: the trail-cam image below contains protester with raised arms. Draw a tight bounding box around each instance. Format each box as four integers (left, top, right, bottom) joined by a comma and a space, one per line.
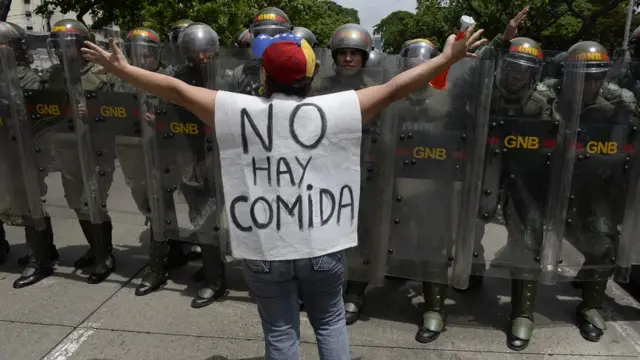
81, 27, 486, 360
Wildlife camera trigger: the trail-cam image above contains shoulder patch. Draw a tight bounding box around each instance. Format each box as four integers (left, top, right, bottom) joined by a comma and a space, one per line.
620, 87, 637, 105
603, 82, 622, 101
91, 64, 108, 75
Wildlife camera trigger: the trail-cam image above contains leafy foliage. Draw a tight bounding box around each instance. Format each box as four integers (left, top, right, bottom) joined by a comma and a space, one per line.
33, 0, 359, 47
374, 0, 640, 53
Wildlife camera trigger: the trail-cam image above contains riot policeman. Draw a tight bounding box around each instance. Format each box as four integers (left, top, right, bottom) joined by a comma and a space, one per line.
171, 22, 226, 308
0, 21, 53, 268
558, 41, 638, 343
234, 29, 253, 48
24, 19, 117, 287
5, 22, 41, 88
111, 27, 187, 296
229, 7, 291, 95
614, 25, 640, 98
316, 23, 375, 90
313, 23, 376, 325
292, 27, 316, 48
391, 38, 457, 344
542, 51, 567, 93
449, 28, 558, 349
166, 19, 193, 67
487, 37, 560, 351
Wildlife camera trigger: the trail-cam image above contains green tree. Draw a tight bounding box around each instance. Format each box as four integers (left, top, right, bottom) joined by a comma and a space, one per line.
34, 0, 359, 47
374, 0, 640, 54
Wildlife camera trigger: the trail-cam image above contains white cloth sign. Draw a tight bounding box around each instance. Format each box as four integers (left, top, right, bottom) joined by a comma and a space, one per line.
214, 90, 362, 260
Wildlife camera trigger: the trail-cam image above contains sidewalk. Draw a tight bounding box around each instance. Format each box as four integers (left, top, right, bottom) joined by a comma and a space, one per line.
1, 170, 640, 360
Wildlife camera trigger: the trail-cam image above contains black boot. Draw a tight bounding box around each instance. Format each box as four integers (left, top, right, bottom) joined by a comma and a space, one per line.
13, 218, 56, 288
18, 217, 58, 266
191, 266, 205, 282
87, 222, 116, 284
191, 244, 226, 308
136, 235, 169, 296
0, 222, 9, 265
75, 219, 96, 269
166, 240, 188, 270
577, 278, 608, 342
507, 279, 538, 351
344, 280, 367, 325
415, 282, 447, 343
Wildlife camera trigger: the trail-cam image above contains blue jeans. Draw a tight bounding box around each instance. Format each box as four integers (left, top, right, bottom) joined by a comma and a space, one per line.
243, 250, 350, 360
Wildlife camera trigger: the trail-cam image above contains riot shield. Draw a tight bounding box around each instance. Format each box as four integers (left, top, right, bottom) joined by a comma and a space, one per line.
113, 39, 173, 246
47, 34, 113, 225
144, 49, 222, 250
214, 48, 259, 259
0, 47, 47, 231
450, 48, 579, 288
310, 48, 390, 285
557, 61, 640, 284
220, 47, 260, 96
380, 57, 492, 285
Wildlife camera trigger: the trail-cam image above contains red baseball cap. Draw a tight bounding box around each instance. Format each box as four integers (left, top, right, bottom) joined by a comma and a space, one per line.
253, 33, 316, 85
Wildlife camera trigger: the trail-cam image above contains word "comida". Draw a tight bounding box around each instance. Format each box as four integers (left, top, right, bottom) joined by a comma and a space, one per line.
229, 185, 355, 232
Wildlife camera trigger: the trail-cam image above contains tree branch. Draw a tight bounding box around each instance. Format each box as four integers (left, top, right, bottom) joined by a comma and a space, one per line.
75, 1, 95, 27
570, 0, 626, 43
565, 0, 586, 22
544, 9, 571, 30
464, 0, 483, 19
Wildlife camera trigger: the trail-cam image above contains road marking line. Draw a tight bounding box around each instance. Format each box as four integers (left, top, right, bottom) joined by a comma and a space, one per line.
43, 327, 95, 360
606, 281, 640, 353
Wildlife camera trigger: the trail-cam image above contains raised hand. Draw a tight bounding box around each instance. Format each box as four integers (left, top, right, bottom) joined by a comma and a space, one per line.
503, 7, 529, 41
442, 24, 487, 63
81, 38, 129, 74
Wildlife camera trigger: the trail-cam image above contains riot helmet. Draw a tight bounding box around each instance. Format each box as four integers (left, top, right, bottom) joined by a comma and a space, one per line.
329, 23, 373, 76
495, 37, 544, 100
365, 48, 383, 69
545, 51, 567, 80
178, 23, 219, 84
399, 39, 440, 71
46, 19, 91, 65
249, 7, 291, 37
235, 28, 253, 48
292, 27, 316, 48
0, 22, 30, 65
565, 41, 611, 105
169, 19, 193, 51
0, 21, 18, 47
124, 27, 162, 71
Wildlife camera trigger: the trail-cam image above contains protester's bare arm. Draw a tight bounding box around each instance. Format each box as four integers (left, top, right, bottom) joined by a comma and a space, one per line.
357, 26, 486, 124
81, 39, 216, 128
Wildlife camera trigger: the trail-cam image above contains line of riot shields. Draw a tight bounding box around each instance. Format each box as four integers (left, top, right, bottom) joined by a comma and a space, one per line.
2, 31, 640, 295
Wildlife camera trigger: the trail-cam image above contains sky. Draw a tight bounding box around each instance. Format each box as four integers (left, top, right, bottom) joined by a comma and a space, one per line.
332, 0, 417, 35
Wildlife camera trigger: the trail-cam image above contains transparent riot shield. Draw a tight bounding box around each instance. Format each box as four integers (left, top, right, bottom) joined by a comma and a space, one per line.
49, 34, 113, 225
558, 61, 640, 284
0, 48, 47, 231
311, 48, 390, 285
378, 57, 492, 285
450, 48, 579, 289
212, 48, 259, 260
147, 46, 225, 284
220, 48, 261, 96
113, 40, 166, 243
